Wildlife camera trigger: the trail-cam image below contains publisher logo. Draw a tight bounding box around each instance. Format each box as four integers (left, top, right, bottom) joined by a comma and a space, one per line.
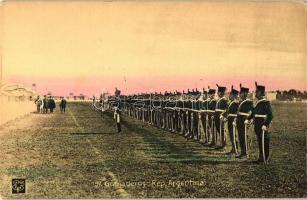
12, 179, 26, 194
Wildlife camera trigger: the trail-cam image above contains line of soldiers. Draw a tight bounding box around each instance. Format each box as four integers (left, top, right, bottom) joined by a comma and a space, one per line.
108, 82, 273, 164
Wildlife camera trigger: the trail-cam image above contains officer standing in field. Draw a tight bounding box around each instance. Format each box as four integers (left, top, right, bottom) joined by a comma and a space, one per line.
235, 84, 253, 160
43, 95, 49, 113
92, 96, 96, 110
247, 82, 273, 164
35, 96, 42, 113
49, 96, 56, 113
224, 86, 240, 156
59, 96, 67, 113
214, 84, 228, 150
114, 106, 121, 133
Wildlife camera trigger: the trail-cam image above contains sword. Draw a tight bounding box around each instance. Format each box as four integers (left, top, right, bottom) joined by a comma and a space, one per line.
206, 114, 209, 143
223, 119, 226, 145
219, 116, 222, 146
211, 115, 215, 144
232, 122, 237, 154
191, 112, 194, 137
244, 123, 248, 156
262, 129, 267, 164
186, 111, 190, 134
143, 108, 145, 122
198, 113, 202, 141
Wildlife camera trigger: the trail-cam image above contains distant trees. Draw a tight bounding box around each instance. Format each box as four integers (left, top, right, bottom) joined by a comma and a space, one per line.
276, 89, 307, 101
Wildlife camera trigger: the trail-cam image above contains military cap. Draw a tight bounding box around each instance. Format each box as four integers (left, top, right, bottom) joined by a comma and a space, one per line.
216, 84, 226, 94
239, 83, 249, 93
255, 82, 265, 96
230, 85, 239, 96
208, 86, 216, 94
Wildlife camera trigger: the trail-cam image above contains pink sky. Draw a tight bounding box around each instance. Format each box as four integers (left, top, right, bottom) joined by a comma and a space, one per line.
2, 2, 306, 96
8, 74, 306, 97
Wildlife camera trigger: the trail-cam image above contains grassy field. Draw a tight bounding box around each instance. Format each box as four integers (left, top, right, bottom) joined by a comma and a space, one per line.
0, 102, 306, 198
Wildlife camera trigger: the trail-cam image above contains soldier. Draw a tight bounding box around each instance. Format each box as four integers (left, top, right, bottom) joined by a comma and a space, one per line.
43, 95, 49, 114
235, 84, 253, 160
207, 88, 217, 147
214, 85, 228, 150
224, 86, 240, 155
59, 96, 67, 113
114, 106, 121, 133
99, 94, 104, 118
48, 96, 56, 113
179, 92, 187, 135
34, 96, 42, 113
185, 95, 193, 139
174, 92, 182, 133
92, 96, 96, 110
200, 90, 209, 144
247, 82, 273, 164
195, 92, 203, 141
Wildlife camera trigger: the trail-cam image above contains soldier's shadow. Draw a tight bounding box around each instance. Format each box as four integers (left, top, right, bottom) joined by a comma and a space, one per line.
156, 157, 249, 165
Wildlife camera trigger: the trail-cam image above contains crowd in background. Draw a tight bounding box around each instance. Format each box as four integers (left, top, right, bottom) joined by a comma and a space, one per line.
276, 89, 307, 101
34, 96, 67, 114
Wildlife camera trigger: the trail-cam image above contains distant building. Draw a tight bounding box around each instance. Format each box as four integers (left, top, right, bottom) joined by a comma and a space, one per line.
266, 91, 277, 101
250, 91, 277, 101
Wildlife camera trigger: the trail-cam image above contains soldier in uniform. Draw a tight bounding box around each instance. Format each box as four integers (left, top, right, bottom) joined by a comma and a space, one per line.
59, 96, 67, 113
214, 85, 228, 150
247, 82, 273, 164
174, 92, 183, 133
192, 94, 199, 140
114, 106, 121, 133
35, 96, 42, 113
235, 84, 253, 160
92, 96, 96, 110
43, 95, 49, 114
179, 92, 187, 135
195, 92, 203, 141
99, 94, 104, 117
207, 88, 217, 147
223, 86, 240, 155
49, 96, 56, 113
200, 90, 209, 144
185, 95, 193, 139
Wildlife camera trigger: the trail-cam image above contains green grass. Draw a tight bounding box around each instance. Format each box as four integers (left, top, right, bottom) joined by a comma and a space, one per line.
7, 165, 61, 181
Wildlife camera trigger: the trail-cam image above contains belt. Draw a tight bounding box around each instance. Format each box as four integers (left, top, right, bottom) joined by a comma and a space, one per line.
238, 112, 249, 116
215, 109, 225, 112
228, 114, 237, 117
255, 114, 267, 118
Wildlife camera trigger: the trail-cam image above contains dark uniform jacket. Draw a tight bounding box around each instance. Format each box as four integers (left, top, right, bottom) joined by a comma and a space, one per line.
176, 100, 184, 109
60, 99, 67, 107
43, 98, 49, 108
201, 99, 210, 111
224, 100, 239, 119
208, 99, 217, 114
248, 98, 273, 127
192, 100, 197, 110
195, 100, 202, 111
184, 100, 192, 110
237, 99, 253, 118
215, 97, 228, 114
49, 99, 56, 109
